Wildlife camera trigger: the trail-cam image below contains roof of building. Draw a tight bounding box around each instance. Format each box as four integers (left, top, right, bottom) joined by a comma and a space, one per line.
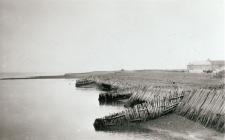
209, 60, 225, 65
188, 60, 211, 66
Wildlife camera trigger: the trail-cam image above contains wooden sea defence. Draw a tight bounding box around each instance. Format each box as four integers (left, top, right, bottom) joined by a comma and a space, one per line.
98, 92, 132, 104
76, 77, 134, 104
75, 78, 96, 88
94, 96, 183, 130
98, 87, 137, 104
76, 76, 123, 90
75, 73, 225, 132
124, 86, 186, 107
176, 88, 225, 132
97, 82, 117, 91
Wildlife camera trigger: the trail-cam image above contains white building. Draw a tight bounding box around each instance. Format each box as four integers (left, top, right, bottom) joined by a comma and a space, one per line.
187, 59, 225, 73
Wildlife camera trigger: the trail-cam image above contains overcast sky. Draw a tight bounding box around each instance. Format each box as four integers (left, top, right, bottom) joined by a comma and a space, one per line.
0, 0, 224, 73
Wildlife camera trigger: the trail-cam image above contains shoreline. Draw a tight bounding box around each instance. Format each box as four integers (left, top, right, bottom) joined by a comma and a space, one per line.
1, 70, 224, 132
0, 70, 116, 80
74, 70, 224, 132
0, 69, 187, 80
0, 75, 66, 80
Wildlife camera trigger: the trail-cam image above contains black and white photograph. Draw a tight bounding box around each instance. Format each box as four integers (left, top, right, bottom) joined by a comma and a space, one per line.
0, 0, 224, 140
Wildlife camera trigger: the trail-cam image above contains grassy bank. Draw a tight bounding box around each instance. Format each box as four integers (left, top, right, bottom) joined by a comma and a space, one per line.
74, 69, 224, 87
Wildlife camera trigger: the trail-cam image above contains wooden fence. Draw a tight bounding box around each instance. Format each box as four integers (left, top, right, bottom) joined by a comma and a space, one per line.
176, 88, 225, 132
94, 95, 184, 130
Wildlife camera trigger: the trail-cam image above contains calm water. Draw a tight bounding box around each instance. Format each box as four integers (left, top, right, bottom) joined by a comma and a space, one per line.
0, 79, 224, 140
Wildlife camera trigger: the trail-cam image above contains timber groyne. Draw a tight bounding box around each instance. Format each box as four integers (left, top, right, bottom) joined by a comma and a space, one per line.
124, 86, 186, 107
75, 77, 121, 90
75, 76, 224, 133
75, 77, 133, 103
98, 87, 136, 104
94, 96, 183, 130
75, 79, 96, 88
98, 92, 132, 104
176, 88, 225, 132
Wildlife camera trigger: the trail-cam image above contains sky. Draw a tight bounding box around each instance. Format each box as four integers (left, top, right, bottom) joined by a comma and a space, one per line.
0, 0, 224, 73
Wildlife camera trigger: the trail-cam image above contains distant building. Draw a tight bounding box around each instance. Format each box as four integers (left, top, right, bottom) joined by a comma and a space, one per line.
210, 60, 225, 72
187, 59, 225, 73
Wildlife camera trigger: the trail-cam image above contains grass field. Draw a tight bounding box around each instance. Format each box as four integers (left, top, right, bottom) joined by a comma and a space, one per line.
68, 69, 224, 88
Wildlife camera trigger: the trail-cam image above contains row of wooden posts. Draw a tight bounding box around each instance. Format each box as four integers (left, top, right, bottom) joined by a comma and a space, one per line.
94, 95, 184, 130
176, 88, 225, 132
75, 77, 224, 132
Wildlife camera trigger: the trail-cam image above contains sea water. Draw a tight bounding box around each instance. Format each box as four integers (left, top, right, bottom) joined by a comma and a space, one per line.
0, 78, 223, 140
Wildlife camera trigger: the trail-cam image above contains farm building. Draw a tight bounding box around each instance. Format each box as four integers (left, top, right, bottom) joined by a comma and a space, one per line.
210, 60, 225, 72
187, 59, 225, 73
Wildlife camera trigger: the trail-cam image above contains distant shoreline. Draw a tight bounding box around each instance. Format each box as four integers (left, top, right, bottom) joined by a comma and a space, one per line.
0, 75, 66, 80
0, 71, 113, 80
0, 70, 116, 80
0, 69, 188, 80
